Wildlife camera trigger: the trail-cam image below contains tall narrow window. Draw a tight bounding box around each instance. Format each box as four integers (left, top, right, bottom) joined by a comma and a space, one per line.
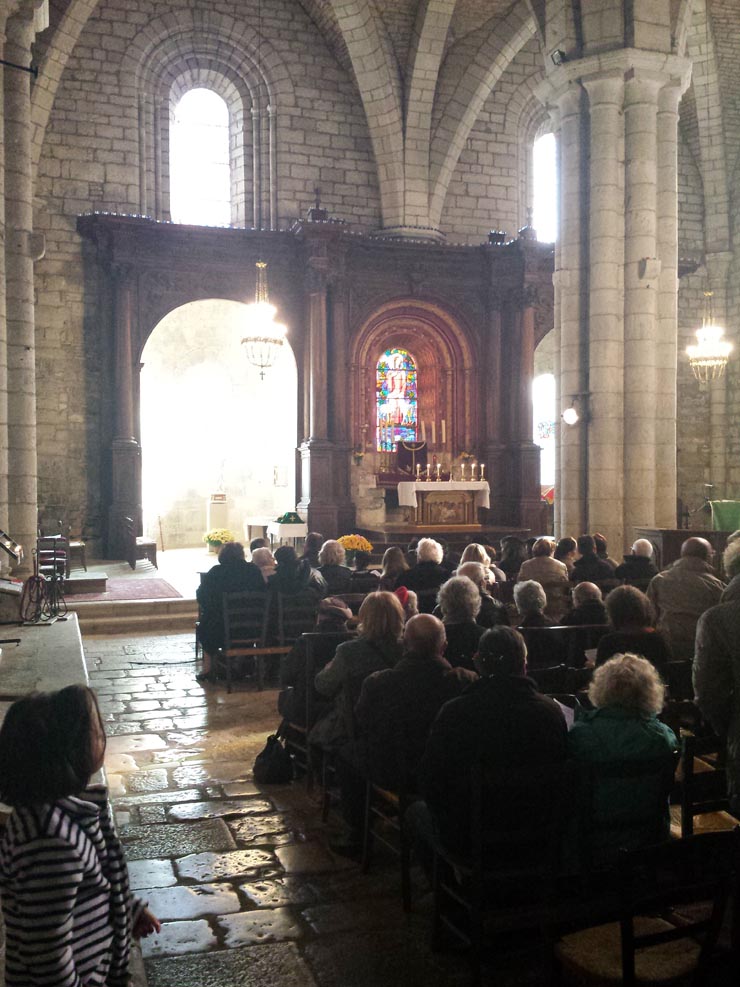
532, 372, 556, 487
170, 88, 231, 226
376, 348, 418, 451
533, 132, 557, 243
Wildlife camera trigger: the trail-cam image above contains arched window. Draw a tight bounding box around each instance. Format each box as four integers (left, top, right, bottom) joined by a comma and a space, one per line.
533, 132, 557, 243
376, 348, 418, 451
170, 88, 231, 226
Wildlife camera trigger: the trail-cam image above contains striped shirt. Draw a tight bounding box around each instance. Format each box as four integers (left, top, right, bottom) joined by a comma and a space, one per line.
0, 785, 140, 987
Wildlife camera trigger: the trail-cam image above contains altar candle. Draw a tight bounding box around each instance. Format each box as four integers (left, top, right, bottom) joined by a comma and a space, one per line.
480, 463, 485, 481
441, 419, 446, 445
415, 463, 421, 478
436, 463, 441, 479
426, 464, 431, 480
460, 462, 466, 481
471, 462, 477, 480
431, 421, 436, 446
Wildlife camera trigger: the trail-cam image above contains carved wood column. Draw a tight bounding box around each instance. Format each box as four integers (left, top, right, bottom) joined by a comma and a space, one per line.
108, 265, 142, 558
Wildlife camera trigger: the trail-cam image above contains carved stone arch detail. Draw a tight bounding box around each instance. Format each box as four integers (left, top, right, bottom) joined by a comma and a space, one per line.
350, 298, 476, 456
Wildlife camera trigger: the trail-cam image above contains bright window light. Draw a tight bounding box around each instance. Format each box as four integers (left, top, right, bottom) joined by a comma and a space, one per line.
170, 88, 231, 226
533, 133, 557, 243
532, 372, 556, 486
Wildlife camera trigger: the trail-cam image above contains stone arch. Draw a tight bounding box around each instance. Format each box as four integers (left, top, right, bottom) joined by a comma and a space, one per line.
504, 80, 550, 230
119, 10, 295, 226
350, 298, 476, 456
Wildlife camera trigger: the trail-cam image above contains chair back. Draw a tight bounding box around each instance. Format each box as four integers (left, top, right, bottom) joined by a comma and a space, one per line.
617, 829, 740, 986
666, 659, 693, 701
564, 623, 609, 668
517, 625, 568, 669
222, 590, 269, 648
528, 663, 568, 694
301, 631, 354, 730
680, 733, 731, 838
276, 590, 319, 647
333, 592, 370, 615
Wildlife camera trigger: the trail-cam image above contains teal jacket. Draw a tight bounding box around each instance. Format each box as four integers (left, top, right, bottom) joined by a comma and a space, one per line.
568, 706, 677, 865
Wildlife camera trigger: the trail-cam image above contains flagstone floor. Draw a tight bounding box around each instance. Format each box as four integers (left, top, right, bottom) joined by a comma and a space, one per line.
86, 631, 549, 987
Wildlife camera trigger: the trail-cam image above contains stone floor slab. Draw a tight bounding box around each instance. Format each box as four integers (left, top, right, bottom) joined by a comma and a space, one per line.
219, 906, 302, 946
168, 799, 272, 821
143, 883, 241, 920
228, 814, 292, 845
240, 877, 317, 909
127, 858, 178, 890
108, 733, 168, 754
127, 768, 169, 792
123, 819, 236, 859
140, 919, 217, 958
176, 848, 276, 882
116, 788, 200, 806
145, 942, 318, 987
276, 842, 347, 875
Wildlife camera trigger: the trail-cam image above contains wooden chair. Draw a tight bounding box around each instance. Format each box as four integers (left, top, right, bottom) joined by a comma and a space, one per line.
666, 660, 694, 702
333, 592, 370, 616
528, 663, 568, 694
122, 516, 157, 570
554, 830, 740, 986
219, 590, 285, 693
679, 733, 736, 838
430, 759, 578, 982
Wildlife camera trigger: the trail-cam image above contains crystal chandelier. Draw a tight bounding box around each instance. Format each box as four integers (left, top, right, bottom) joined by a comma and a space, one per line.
687, 290, 732, 382
241, 260, 287, 379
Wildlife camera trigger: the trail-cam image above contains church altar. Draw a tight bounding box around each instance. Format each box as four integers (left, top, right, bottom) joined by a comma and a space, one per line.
397, 480, 490, 525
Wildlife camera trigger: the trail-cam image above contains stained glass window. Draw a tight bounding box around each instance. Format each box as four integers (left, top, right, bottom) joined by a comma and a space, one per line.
376, 348, 418, 451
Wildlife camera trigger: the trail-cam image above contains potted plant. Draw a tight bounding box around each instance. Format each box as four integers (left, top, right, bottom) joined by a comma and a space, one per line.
337, 533, 373, 565
203, 528, 235, 553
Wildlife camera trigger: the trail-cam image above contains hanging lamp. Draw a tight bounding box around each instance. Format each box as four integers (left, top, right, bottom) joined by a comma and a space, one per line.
687, 290, 732, 382
241, 260, 287, 379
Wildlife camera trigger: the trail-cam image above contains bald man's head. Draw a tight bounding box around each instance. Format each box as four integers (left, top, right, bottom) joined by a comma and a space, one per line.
403, 614, 446, 660
681, 537, 713, 561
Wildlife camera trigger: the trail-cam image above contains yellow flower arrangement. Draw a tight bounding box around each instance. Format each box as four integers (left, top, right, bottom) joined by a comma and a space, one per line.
203, 528, 235, 546
338, 534, 373, 553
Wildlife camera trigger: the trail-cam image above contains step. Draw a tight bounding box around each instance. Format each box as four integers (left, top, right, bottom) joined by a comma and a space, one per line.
64, 573, 108, 594
68, 598, 197, 635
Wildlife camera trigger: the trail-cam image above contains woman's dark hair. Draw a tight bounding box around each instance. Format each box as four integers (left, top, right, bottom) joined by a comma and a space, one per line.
606, 585, 655, 631
554, 536, 577, 562
274, 545, 299, 567
303, 532, 324, 555
477, 626, 527, 677
0, 685, 104, 806
353, 550, 372, 571
499, 537, 528, 568
218, 541, 245, 564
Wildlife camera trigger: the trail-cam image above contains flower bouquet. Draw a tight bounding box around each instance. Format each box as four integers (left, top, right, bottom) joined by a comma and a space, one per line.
338, 533, 373, 565
203, 528, 235, 552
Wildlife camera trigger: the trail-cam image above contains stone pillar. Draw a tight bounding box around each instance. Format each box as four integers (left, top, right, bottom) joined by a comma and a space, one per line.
0, 8, 9, 548
706, 251, 733, 495
622, 70, 663, 543
582, 71, 625, 547
5, 3, 43, 570
654, 82, 683, 526
548, 105, 563, 537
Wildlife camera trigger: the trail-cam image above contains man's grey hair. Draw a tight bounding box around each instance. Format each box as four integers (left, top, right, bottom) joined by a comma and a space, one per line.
456, 561, 487, 591
573, 581, 602, 606
514, 579, 547, 614
437, 576, 481, 622
417, 537, 444, 564
632, 538, 653, 558
724, 538, 740, 580
318, 539, 346, 566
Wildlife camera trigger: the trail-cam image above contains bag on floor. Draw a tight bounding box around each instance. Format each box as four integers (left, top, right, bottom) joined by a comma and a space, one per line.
253, 731, 293, 784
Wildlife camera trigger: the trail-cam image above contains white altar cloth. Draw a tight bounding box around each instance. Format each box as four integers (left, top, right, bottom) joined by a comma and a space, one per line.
267, 522, 308, 546
397, 480, 490, 510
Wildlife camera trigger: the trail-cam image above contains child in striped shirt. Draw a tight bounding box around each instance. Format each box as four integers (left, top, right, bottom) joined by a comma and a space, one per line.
0, 685, 160, 986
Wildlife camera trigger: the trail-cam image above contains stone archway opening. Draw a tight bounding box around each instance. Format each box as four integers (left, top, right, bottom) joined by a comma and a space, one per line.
140, 298, 297, 548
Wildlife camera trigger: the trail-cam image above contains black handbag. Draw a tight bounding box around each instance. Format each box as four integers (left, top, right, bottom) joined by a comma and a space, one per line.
253, 730, 293, 784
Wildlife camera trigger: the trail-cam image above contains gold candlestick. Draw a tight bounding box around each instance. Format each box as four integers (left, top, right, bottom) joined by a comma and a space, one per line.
460, 462, 466, 481
415, 463, 421, 480
425, 464, 431, 480
480, 463, 486, 481
436, 463, 441, 481
471, 462, 477, 481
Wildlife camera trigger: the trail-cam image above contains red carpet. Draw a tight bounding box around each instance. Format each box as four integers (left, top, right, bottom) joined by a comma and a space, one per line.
69, 578, 183, 602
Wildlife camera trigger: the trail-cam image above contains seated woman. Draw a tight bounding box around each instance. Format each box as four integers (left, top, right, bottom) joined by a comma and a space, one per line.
349, 549, 381, 592
459, 543, 496, 587
568, 653, 677, 866
268, 544, 327, 599
310, 591, 405, 750
499, 536, 529, 581
554, 536, 578, 573
378, 545, 409, 591
596, 585, 672, 678
517, 537, 570, 621
456, 562, 509, 629
195, 541, 265, 683
317, 539, 353, 594
251, 546, 276, 584
514, 580, 564, 668
436, 575, 485, 671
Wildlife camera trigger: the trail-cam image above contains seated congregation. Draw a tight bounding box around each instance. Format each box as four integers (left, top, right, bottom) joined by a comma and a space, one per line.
195, 530, 740, 978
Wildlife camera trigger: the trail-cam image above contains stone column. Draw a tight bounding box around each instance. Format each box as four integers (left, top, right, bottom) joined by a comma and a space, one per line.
0, 8, 10, 550
706, 250, 733, 495
582, 71, 625, 548
654, 81, 684, 526
622, 69, 663, 543
5, 3, 43, 570
548, 105, 563, 537
553, 83, 587, 538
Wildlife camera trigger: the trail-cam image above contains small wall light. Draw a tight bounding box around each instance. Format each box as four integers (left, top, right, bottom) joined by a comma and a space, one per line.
562, 393, 590, 426
551, 49, 566, 66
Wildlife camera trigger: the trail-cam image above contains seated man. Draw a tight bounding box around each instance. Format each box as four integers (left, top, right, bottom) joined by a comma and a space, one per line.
615, 538, 658, 591
647, 537, 724, 660
415, 626, 567, 855
570, 534, 618, 589
561, 582, 608, 626
355, 614, 476, 792
396, 537, 448, 611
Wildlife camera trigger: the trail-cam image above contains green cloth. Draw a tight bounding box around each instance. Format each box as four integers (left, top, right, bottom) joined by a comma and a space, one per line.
709, 501, 740, 532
